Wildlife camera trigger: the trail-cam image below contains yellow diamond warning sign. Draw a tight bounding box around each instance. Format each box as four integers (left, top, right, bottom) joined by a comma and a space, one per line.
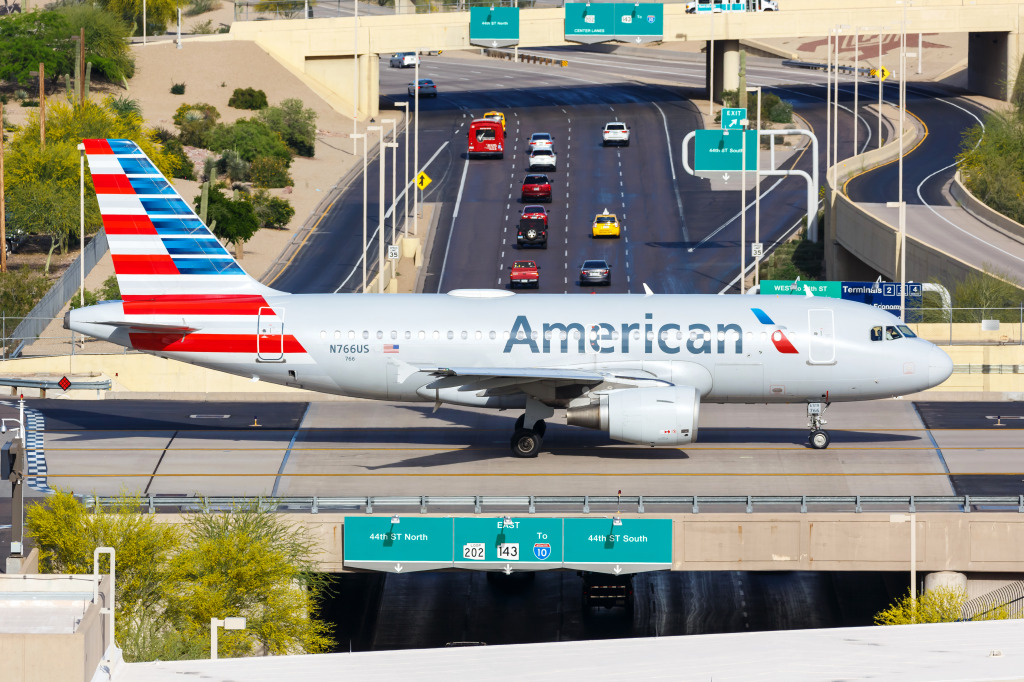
417, 171, 432, 190
869, 66, 890, 81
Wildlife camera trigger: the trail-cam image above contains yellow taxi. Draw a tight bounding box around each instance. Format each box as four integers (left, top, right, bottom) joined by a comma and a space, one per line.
483, 111, 506, 131
591, 209, 621, 238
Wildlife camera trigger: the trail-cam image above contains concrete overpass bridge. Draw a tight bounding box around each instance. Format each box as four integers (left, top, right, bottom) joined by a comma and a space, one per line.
230, 0, 1024, 118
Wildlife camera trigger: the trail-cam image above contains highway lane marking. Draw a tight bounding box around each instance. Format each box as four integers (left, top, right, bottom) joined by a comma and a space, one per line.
144, 432, 178, 496
436, 150, 472, 292
841, 108, 929, 195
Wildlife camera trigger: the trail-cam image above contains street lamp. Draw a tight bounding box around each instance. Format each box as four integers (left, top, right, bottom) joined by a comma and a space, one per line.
750, 86, 762, 287
78, 143, 85, 307
352, 0, 359, 154
413, 48, 422, 236
394, 102, 411, 239
364, 126, 381, 294
708, 6, 715, 120
379, 136, 399, 294
382, 118, 398, 245
897, 0, 911, 321
210, 616, 246, 660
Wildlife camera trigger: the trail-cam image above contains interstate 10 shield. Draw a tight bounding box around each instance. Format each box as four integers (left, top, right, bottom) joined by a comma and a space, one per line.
453, 517, 563, 571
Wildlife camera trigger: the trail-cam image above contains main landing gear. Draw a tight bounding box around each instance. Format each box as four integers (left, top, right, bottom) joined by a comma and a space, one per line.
510, 399, 554, 458
807, 401, 831, 449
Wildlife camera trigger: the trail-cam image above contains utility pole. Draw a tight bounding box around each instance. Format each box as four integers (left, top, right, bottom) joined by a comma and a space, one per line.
38, 62, 45, 149
0, 98, 5, 273
79, 28, 85, 104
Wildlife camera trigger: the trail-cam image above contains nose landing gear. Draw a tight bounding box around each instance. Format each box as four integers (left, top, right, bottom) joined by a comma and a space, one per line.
510, 399, 553, 458
807, 401, 830, 449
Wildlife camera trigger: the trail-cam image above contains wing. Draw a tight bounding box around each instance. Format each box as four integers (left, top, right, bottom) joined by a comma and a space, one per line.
412, 365, 672, 402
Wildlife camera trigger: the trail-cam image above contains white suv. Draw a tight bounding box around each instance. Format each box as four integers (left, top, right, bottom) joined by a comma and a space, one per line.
528, 148, 557, 171
602, 122, 630, 147
390, 52, 419, 68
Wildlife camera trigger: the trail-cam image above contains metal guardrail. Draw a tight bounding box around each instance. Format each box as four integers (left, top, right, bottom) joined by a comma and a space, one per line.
82, 494, 1024, 515
0, 378, 112, 390
782, 59, 873, 76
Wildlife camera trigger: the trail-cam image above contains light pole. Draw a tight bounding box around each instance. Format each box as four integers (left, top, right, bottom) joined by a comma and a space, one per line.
752, 86, 761, 287
352, 132, 367, 292
833, 25, 848, 196
378, 136, 399, 294
826, 29, 832, 173
897, 0, 910, 321
78, 143, 85, 307
740, 122, 746, 295
414, 48, 421, 236
708, 7, 715, 120
394, 102, 410, 239
382, 118, 398, 245
352, 0, 359, 154
210, 617, 246, 660
878, 29, 884, 149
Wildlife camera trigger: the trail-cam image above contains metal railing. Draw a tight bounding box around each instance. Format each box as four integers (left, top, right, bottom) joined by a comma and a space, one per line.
82, 494, 1024, 515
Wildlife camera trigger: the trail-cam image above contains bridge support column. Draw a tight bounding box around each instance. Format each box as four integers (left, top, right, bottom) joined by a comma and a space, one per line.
705, 39, 740, 105
924, 571, 967, 594
967, 31, 1022, 101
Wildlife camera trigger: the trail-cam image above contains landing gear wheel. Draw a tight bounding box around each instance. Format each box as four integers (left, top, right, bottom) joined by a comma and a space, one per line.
809, 429, 830, 450
510, 429, 542, 458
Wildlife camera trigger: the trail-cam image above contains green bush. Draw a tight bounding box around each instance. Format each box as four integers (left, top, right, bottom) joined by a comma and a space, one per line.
763, 93, 793, 124
958, 107, 1024, 225
185, 0, 221, 16
218, 149, 250, 183
20, 100, 39, 108
250, 156, 292, 188
190, 19, 215, 34
228, 87, 268, 110
195, 185, 260, 245
106, 94, 142, 120
172, 102, 220, 147
170, 83, 186, 95
245, 189, 295, 229
68, 287, 100, 310
163, 139, 196, 180
56, 4, 136, 83
205, 119, 292, 164
99, 275, 121, 302
257, 98, 318, 157
0, 269, 53, 319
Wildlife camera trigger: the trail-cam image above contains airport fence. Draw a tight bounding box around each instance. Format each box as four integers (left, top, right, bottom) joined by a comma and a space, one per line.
231, 0, 690, 21
2, 307, 1024, 361
82, 493, 1024, 515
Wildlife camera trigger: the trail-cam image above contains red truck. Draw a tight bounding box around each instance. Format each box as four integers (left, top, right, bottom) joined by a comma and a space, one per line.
509, 260, 540, 289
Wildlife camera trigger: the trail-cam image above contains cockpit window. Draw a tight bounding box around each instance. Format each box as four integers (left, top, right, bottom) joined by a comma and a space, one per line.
885, 326, 902, 340
870, 326, 883, 342
897, 325, 917, 338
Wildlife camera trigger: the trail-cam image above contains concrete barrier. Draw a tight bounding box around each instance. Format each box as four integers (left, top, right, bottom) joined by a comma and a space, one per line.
951, 170, 1024, 242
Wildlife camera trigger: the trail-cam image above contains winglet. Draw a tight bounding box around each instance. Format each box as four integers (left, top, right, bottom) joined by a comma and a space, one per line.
803, 285, 814, 297
642, 283, 654, 296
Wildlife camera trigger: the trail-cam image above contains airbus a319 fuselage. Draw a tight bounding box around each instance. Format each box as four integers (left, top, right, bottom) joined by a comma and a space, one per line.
67, 139, 954, 457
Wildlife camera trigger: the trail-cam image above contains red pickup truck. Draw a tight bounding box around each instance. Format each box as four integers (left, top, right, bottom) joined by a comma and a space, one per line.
509, 260, 540, 288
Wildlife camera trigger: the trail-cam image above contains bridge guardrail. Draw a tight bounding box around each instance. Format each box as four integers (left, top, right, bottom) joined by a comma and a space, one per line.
82, 494, 1024, 515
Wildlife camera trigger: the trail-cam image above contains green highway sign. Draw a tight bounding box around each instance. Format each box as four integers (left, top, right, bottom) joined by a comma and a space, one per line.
721, 107, 746, 130
564, 3, 615, 44
563, 518, 673, 574
760, 280, 842, 297
470, 7, 520, 48
613, 3, 663, 43
453, 517, 563, 570
344, 517, 454, 572
694, 129, 757, 172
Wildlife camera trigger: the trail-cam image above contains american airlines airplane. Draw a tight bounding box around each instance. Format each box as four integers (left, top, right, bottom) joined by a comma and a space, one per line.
67, 139, 954, 457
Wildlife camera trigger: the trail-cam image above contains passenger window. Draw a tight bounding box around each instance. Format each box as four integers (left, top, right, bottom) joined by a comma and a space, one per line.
531, 331, 538, 340
391, 331, 398, 340
870, 326, 883, 342
490, 331, 496, 340
362, 330, 369, 339
885, 326, 902, 340
632, 331, 641, 341
405, 331, 412, 340
348, 330, 356, 340
334, 331, 341, 340
447, 331, 454, 340
475, 331, 482, 340
418, 331, 426, 340
376, 331, 384, 340
320, 331, 327, 340
432, 331, 440, 340
461, 331, 468, 340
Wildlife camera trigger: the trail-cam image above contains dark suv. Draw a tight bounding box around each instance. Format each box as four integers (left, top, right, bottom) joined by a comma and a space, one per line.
516, 217, 548, 248
521, 174, 552, 203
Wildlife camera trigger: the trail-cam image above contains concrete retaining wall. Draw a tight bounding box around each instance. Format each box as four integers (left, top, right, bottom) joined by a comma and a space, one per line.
951, 170, 1024, 242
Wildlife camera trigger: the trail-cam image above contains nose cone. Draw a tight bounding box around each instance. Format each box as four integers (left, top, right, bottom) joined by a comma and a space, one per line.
928, 346, 953, 387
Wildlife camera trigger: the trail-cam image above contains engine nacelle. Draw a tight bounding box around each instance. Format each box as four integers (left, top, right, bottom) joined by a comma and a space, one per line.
566, 386, 700, 446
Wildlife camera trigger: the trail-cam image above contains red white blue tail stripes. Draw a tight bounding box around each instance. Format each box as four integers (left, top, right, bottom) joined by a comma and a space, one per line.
84, 139, 271, 298
82, 139, 310, 362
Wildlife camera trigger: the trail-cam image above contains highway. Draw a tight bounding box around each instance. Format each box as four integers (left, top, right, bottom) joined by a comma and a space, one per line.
269, 49, 860, 296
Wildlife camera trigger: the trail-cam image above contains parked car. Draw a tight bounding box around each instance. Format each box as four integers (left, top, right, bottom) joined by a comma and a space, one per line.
390, 52, 419, 68
521, 174, 552, 202
509, 260, 540, 288
528, 148, 557, 171
579, 259, 611, 286
602, 122, 630, 147
408, 79, 437, 98
516, 218, 548, 248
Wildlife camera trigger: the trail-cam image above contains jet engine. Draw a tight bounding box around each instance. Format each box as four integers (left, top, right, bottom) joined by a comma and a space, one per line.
566, 386, 700, 446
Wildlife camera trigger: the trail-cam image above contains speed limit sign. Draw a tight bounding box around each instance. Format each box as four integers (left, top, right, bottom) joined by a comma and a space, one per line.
751, 242, 763, 258
387, 245, 400, 260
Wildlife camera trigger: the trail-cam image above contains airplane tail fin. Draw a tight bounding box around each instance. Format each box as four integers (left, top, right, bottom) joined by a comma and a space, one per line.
84, 138, 279, 301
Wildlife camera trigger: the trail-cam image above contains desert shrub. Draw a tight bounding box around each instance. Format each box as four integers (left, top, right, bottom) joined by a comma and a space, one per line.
185, 0, 221, 15
257, 98, 317, 157
0, 269, 53, 318
189, 19, 215, 34
56, 4, 136, 83
958, 106, 1024, 225
106, 94, 142, 119
20, 100, 39, 108
172, 102, 220, 147
218, 149, 250, 183
250, 156, 292, 188
170, 82, 186, 95
163, 139, 196, 180
228, 87, 268, 110
196, 184, 260, 245
152, 126, 176, 144
245, 189, 295, 229
763, 92, 793, 123
202, 156, 218, 182
205, 119, 292, 164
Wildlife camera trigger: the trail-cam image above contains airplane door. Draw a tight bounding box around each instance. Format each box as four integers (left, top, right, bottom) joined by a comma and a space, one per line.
257, 307, 285, 362
808, 309, 836, 365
